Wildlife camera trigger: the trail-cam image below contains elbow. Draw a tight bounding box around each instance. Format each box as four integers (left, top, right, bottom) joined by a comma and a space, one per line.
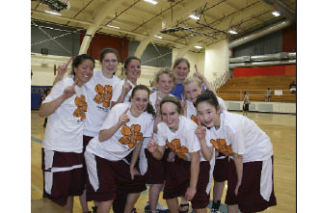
38, 107, 47, 117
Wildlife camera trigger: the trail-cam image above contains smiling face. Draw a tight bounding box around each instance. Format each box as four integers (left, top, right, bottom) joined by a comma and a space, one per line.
161, 102, 180, 131
130, 89, 149, 117
74, 59, 94, 84
157, 73, 174, 95
196, 101, 220, 128
173, 61, 190, 82
184, 81, 202, 104
101, 52, 118, 76
126, 59, 141, 83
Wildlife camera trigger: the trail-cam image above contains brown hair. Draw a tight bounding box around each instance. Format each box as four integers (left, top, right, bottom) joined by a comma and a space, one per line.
172, 57, 190, 70
160, 95, 183, 115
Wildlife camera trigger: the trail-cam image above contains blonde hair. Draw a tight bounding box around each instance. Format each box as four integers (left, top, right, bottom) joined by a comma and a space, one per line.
154, 67, 175, 83
183, 77, 202, 90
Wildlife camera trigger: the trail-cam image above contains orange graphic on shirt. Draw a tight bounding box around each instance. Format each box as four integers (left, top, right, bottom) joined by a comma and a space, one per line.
210, 139, 232, 156
166, 139, 189, 159
73, 95, 87, 121
191, 115, 198, 124
119, 124, 143, 149
94, 84, 113, 108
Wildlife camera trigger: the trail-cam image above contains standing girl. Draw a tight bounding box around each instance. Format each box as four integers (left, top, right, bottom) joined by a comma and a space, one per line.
148, 96, 213, 213
171, 58, 191, 99
84, 85, 154, 213
53, 48, 123, 212
195, 90, 277, 213
142, 68, 175, 212
39, 54, 95, 212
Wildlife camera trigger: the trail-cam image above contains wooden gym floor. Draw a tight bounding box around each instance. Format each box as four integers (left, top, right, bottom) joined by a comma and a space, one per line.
31, 110, 296, 212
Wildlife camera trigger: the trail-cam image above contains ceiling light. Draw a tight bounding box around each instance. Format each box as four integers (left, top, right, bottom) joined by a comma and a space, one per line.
144, 0, 158, 5
154, 35, 162, 39
189, 14, 200, 20
44, 10, 62, 16
194, 45, 203, 49
272, 11, 280, 17
107, 25, 120, 29
228, 30, 238, 35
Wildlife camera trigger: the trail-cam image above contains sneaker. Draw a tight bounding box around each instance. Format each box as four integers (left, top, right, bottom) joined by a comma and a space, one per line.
210, 209, 221, 213
156, 203, 168, 211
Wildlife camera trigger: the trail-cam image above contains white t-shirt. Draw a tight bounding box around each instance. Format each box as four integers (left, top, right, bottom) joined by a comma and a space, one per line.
156, 116, 201, 161
83, 70, 121, 137
209, 111, 273, 163
112, 79, 135, 103
86, 102, 154, 161
42, 77, 86, 153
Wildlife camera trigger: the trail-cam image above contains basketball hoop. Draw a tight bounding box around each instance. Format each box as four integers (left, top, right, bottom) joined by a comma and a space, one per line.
42, 0, 71, 12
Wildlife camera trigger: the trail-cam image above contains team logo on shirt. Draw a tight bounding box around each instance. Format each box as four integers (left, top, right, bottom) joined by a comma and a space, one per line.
191, 115, 198, 124
119, 124, 143, 149
210, 139, 232, 156
73, 95, 87, 121
166, 139, 189, 159
94, 84, 113, 108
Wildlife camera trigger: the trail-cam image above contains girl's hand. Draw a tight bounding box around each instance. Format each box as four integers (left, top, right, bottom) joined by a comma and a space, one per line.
119, 108, 130, 125
193, 64, 204, 80
122, 79, 133, 94
147, 139, 158, 153
195, 124, 206, 141
57, 57, 73, 76
167, 151, 175, 162
130, 166, 141, 180
185, 186, 197, 201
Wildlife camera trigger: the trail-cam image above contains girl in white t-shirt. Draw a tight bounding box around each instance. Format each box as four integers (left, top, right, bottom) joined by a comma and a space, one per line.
143, 68, 175, 212
39, 54, 95, 212
113, 56, 142, 104
84, 85, 155, 213
147, 96, 213, 213
183, 75, 227, 213
53, 48, 122, 212
194, 90, 277, 213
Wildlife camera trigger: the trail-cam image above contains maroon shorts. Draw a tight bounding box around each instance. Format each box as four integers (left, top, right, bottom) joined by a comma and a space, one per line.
85, 152, 146, 202
143, 149, 165, 184
225, 157, 277, 212
42, 148, 84, 206
213, 156, 228, 182
163, 158, 211, 209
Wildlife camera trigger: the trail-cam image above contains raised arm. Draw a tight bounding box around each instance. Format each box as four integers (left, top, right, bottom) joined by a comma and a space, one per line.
111, 79, 133, 106
193, 64, 214, 92
52, 57, 73, 85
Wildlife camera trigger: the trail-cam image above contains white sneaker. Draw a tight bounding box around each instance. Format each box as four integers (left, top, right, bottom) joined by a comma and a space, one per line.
156, 203, 168, 211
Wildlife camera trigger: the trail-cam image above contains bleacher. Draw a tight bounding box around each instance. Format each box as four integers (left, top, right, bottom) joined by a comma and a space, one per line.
217, 75, 296, 103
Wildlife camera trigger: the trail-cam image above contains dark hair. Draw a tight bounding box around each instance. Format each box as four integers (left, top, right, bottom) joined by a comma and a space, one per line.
71, 54, 95, 76
124, 56, 141, 75
99, 48, 120, 63
195, 90, 219, 109
172, 57, 190, 70
131, 84, 155, 116
160, 96, 183, 115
